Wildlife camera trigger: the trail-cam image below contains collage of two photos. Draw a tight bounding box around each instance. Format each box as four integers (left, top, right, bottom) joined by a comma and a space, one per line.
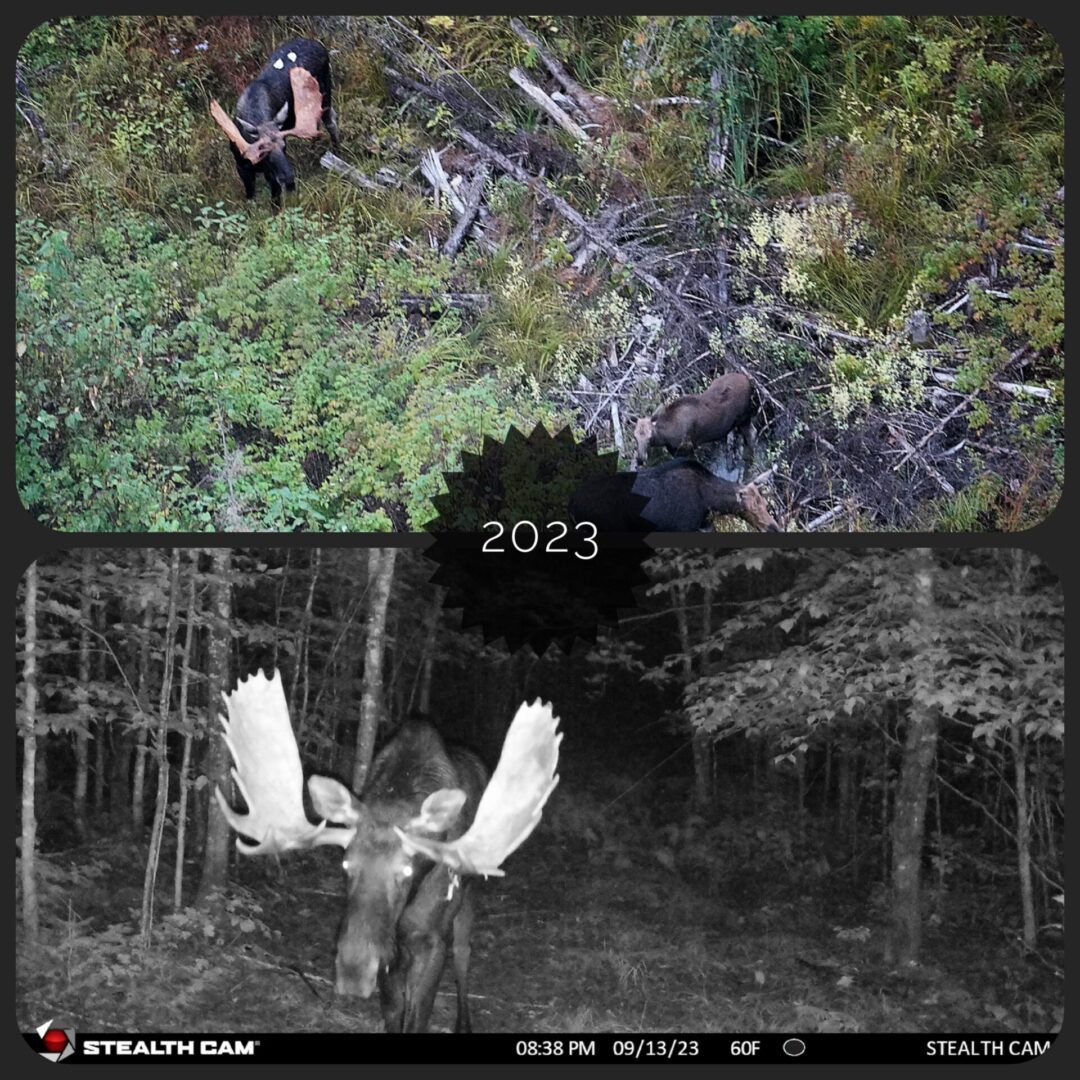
14, 14, 1064, 1065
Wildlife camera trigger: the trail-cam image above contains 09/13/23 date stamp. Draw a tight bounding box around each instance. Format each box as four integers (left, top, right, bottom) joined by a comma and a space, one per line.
515, 1038, 701, 1060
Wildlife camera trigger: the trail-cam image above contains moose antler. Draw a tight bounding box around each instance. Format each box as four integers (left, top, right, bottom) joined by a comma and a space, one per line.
209, 98, 259, 161
215, 669, 352, 854
209, 66, 323, 164
281, 66, 322, 139
395, 700, 562, 877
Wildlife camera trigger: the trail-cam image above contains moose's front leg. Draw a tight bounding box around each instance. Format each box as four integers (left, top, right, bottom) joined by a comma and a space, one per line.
402, 931, 449, 1033
378, 961, 406, 1033
230, 145, 258, 199
452, 894, 475, 1032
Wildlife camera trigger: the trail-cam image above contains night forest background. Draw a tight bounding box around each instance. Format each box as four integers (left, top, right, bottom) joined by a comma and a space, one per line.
15, 547, 1063, 1034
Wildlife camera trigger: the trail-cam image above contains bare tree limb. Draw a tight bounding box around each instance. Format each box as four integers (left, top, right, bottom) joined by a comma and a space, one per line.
893, 390, 980, 473
509, 67, 590, 143
931, 370, 1052, 401
610, 400, 625, 458
508, 17, 609, 127
885, 422, 955, 496
443, 166, 490, 257
320, 151, 384, 192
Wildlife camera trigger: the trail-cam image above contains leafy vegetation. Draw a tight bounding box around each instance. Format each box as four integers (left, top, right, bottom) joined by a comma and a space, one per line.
16, 16, 1063, 530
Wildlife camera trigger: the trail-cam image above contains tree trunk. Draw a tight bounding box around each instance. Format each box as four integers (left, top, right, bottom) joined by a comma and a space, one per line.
131, 592, 155, 834
352, 548, 397, 793
409, 593, 441, 717
174, 571, 198, 910
1006, 551, 1038, 948
886, 553, 939, 966
92, 600, 107, 814
20, 562, 41, 942
110, 726, 134, 833
197, 549, 233, 908
141, 550, 180, 945
290, 549, 320, 724
73, 550, 92, 840
673, 581, 717, 819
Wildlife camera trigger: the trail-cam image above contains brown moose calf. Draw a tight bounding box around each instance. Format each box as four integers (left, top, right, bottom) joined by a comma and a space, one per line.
569, 458, 779, 533
634, 371, 754, 472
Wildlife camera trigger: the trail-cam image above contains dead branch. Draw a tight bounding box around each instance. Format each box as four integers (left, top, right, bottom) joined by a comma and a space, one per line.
885, 422, 955, 496
509, 67, 590, 143
16, 64, 70, 177
1009, 242, 1058, 258
570, 204, 623, 271
931, 370, 1052, 401
707, 66, 728, 176
508, 17, 609, 128
320, 152, 384, 192
454, 125, 702, 324
444, 166, 490, 257
384, 15, 502, 120
610, 400, 625, 458
805, 504, 853, 531
648, 96, 705, 107
893, 389, 980, 473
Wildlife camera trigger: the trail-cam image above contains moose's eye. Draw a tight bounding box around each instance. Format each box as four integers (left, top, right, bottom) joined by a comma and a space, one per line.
400, 864, 413, 879
342, 858, 350, 872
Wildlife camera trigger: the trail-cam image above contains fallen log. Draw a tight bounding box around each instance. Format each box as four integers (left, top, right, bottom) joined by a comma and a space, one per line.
320, 152, 384, 192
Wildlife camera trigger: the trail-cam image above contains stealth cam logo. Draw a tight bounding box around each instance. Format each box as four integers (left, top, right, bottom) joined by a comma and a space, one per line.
36, 1020, 76, 1062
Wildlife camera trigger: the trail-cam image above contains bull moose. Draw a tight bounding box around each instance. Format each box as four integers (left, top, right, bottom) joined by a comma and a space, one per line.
215, 670, 561, 1032
209, 38, 339, 204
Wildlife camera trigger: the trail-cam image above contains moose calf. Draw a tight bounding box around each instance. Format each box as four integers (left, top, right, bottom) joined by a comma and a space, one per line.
210, 37, 339, 204
634, 371, 754, 473
569, 458, 779, 533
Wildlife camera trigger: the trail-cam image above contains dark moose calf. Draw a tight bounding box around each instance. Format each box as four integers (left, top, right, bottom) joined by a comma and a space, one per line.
570, 458, 780, 533
209, 38, 339, 204
215, 671, 561, 1032
634, 371, 754, 472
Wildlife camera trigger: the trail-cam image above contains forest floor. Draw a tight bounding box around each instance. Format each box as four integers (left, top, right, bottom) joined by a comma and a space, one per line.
15, 802, 1062, 1036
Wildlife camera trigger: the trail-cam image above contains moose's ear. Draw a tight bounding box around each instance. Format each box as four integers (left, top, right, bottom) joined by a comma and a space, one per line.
309, 775, 362, 826
408, 788, 467, 835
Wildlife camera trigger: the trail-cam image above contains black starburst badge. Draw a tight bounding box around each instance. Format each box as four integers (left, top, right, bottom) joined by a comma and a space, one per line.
424, 424, 652, 655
